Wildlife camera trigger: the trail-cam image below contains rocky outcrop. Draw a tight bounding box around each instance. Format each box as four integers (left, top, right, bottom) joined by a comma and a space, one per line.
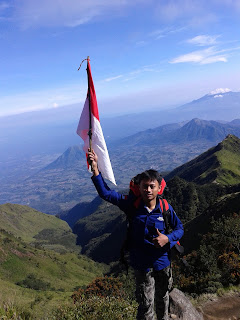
169, 288, 203, 320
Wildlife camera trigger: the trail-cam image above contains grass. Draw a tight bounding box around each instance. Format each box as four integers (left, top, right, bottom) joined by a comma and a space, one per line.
0, 227, 108, 319
0, 203, 78, 252
0, 278, 73, 319
197, 135, 240, 185
0, 232, 106, 290
216, 149, 240, 185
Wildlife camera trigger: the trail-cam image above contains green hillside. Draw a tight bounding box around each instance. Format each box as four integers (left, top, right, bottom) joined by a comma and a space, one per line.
73, 199, 127, 263
0, 228, 106, 318
216, 135, 240, 184
0, 203, 78, 253
165, 134, 240, 185
182, 190, 240, 252
0, 203, 106, 318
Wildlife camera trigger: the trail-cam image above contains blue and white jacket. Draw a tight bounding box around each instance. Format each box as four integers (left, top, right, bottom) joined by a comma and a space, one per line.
92, 173, 184, 272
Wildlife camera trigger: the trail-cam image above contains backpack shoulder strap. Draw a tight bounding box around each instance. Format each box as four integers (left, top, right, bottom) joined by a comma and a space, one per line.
159, 197, 170, 234
160, 197, 185, 255
159, 198, 169, 211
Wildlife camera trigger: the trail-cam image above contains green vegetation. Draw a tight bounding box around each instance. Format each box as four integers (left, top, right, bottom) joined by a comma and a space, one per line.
215, 135, 240, 185
0, 274, 137, 319
73, 200, 127, 263
174, 213, 240, 295
54, 275, 137, 320
53, 296, 137, 320
166, 134, 240, 185
0, 204, 107, 319
166, 176, 227, 223
0, 228, 106, 317
0, 203, 78, 253
17, 274, 52, 291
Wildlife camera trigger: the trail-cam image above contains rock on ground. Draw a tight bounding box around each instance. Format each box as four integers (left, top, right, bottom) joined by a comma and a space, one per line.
169, 288, 203, 320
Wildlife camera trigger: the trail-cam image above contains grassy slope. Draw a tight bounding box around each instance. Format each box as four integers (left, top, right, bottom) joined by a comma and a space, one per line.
199, 135, 240, 185
0, 203, 78, 252
166, 135, 240, 185
215, 136, 240, 185
0, 203, 107, 318
0, 229, 106, 318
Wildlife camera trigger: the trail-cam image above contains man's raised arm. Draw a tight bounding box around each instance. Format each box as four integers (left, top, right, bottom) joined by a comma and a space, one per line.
87, 149, 130, 211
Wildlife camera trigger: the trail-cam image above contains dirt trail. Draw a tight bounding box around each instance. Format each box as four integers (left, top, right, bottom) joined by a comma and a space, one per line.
200, 293, 240, 320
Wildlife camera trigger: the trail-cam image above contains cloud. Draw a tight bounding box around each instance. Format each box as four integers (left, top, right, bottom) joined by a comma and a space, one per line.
200, 56, 227, 64
12, 0, 148, 29
150, 26, 187, 40
104, 75, 123, 82
208, 88, 231, 95
154, 0, 209, 23
170, 47, 228, 64
135, 25, 187, 49
129, 65, 156, 75
136, 40, 148, 47
102, 65, 158, 83
187, 35, 220, 46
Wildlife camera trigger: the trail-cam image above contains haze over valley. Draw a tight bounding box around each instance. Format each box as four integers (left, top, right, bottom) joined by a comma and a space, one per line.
1, 90, 240, 215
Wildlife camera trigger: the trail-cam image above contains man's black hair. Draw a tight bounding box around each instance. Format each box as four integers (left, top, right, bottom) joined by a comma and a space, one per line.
137, 169, 162, 185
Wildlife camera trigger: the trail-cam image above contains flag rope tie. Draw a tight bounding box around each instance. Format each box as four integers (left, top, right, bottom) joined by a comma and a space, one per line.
78, 57, 90, 71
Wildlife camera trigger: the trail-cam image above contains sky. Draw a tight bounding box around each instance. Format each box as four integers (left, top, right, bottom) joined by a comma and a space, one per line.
1, 0, 240, 117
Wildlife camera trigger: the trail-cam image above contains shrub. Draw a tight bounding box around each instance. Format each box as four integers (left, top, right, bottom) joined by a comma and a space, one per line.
16, 274, 52, 291
72, 276, 125, 302
53, 296, 137, 320
0, 303, 32, 320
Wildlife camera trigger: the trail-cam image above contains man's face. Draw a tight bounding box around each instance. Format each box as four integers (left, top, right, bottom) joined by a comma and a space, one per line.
139, 179, 161, 203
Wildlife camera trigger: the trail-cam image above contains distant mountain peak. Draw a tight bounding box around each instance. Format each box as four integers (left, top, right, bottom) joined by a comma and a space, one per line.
176, 89, 240, 120
44, 145, 84, 170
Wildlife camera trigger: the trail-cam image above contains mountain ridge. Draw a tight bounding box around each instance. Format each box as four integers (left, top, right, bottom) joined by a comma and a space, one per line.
165, 134, 240, 185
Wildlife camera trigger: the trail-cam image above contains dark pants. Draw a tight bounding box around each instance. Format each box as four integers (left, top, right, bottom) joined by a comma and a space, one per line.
135, 266, 172, 320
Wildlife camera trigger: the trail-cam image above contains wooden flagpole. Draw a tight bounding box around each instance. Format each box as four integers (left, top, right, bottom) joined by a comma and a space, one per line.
86, 56, 92, 153
77, 56, 93, 170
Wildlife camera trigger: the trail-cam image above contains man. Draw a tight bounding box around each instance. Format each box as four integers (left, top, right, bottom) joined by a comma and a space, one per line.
88, 149, 184, 320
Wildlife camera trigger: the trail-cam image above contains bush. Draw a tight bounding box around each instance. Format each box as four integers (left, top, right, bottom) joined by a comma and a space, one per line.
72, 276, 125, 302
0, 303, 32, 320
53, 296, 137, 320
16, 274, 52, 291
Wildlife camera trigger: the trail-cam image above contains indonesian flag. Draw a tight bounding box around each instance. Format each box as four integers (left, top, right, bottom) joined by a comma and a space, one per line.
76, 60, 116, 185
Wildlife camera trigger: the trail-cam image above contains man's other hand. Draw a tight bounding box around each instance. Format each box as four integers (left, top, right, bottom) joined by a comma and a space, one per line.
152, 229, 169, 248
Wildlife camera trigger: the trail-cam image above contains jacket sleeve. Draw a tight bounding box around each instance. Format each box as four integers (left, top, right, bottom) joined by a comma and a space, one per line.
91, 173, 131, 211
166, 204, 184, 248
